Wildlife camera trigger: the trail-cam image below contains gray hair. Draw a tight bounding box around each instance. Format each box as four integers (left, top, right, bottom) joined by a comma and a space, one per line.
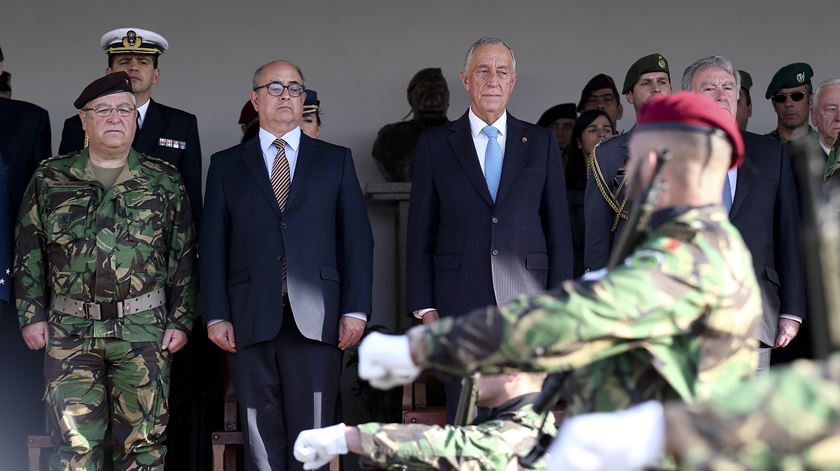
681, 56, 740, 92
252, 60, 306, 90
813, 78, 840, 108
463, 37, 517, 73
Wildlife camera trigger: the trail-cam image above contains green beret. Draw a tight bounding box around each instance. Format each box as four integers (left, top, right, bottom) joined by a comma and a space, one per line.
74, 71, 133, 109
765, 62, 813, 99
622, 53, 670, 94
738, 70, 752, 91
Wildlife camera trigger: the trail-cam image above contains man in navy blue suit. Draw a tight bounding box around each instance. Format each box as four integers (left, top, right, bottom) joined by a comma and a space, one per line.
0, 45, 52, 470
406, 37, 573, 421
681, 56, 806, 371
201, 59, 373, 470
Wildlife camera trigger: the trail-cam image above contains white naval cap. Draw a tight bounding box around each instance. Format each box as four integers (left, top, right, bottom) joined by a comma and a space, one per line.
100, 28, 168, 55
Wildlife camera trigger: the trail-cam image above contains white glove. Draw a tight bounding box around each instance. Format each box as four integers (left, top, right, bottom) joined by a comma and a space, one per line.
548, 401, 665, 471
358, 332, 420, 389
294, 423, 348, 470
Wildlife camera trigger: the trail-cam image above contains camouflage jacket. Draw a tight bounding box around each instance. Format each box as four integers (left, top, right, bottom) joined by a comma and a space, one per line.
409, 206, 760, 414
15, 149, 197, 342
666, 353, 840, 470
356, 395, 555, 470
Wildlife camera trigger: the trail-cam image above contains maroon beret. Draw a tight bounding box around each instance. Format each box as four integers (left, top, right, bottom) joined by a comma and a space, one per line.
74, 71, 133, 109
577, 73, 619, 112
637, 91, 744, 168
238, 100, 258, 126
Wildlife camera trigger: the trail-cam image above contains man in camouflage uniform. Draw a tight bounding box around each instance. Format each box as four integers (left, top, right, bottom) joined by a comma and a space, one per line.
294, 372, 555, 470
14, 71, 196, 470
357, 92, 761, 418
549, 353, 840, 470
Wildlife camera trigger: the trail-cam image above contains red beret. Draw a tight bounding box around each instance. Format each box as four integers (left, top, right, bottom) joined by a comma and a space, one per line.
238, 100, 258, 126
636, 91, 744, 168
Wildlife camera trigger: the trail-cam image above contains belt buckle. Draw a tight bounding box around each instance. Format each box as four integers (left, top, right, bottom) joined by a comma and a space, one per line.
82, 303, 101, 321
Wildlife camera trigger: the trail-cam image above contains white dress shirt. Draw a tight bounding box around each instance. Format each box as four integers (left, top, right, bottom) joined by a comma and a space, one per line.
259, 126, 301, 178
468, 107, 508, 176
136, 99, 150, 129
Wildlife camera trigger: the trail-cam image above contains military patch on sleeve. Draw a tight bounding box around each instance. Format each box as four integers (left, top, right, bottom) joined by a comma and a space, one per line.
662, 238, 681, 252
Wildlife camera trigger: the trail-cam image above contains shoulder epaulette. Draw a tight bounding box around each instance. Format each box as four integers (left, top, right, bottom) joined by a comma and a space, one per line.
137, 152, 179, 173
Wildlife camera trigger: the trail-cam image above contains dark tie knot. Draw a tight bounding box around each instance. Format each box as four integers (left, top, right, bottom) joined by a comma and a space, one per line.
273, 138, 287, 152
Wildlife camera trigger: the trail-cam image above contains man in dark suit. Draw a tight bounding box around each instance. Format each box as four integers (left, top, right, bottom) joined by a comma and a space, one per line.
57, 28, 202, 228
0, 44, 52, 470
201, 59, 373, 470
682, 56, 806, 371
584, 53, 672, 272
406, 37, 572, 421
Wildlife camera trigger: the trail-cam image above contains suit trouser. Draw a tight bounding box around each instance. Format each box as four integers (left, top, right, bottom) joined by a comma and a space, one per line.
230, 308, 342, 471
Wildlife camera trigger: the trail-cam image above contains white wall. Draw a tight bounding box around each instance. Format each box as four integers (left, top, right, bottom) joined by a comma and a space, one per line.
3, 0, 838, 324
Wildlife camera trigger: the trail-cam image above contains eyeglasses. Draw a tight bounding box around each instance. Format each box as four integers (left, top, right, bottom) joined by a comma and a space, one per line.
771, 92, 809, 104
82, 105, 136, 118
253, 81, 305, 97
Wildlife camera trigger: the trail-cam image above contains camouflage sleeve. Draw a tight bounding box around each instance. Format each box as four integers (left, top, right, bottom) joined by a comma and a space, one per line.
163, 179, 197, 333
409, 238, 716, 376
355, 420, 540, 470
14, 172, 49, 327
665, 354, 840, 471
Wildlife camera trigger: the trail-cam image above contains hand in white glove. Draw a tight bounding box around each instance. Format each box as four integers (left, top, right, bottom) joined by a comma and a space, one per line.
294, 423, 348, 470
548, 401, 665, 471
358, 332, 420, 390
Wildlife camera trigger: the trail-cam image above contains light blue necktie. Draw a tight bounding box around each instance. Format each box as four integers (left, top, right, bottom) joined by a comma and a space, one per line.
723, 173, 733, 213
482, 125, 503, 202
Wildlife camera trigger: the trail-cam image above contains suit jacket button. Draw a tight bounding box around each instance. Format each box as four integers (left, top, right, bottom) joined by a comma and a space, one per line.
491, 217, 499, 223
281, 223, 287, 230
491, 249, 499, 256
276, 255, 283, 262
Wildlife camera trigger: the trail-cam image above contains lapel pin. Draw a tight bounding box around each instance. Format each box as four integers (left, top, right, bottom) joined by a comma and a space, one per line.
521, 137, 528, 143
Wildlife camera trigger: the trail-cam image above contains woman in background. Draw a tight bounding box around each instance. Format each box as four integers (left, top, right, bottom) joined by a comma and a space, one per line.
565, 110, 614, 277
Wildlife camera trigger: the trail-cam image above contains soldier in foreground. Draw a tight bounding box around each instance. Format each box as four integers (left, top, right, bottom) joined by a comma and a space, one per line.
549, 137, 840, 471
548, 354, 840, 470
15, 71, 197, 470
358, 92, 761, 417
294, 372, 554, 470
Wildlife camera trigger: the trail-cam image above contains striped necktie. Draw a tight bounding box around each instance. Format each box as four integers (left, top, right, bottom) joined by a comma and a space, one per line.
271, 138, 291, 211
271, 138, 291, 284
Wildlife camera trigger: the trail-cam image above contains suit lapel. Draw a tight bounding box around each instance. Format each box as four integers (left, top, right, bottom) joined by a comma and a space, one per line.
135, 99, 163, 154
448, 112, 493, 206
240, 137, 282, 218
495, 113, 529, 205
286, 134, 316, 209
730, 154, 755, 218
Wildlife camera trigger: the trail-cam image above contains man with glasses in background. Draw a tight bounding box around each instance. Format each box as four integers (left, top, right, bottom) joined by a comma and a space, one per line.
201, 60, 373, 470
15, 71, 197, 470
765, 63, 820, 151
812, 78, 840, 166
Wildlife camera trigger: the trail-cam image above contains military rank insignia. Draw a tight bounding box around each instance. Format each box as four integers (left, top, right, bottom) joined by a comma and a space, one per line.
159, 138, 187, 149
